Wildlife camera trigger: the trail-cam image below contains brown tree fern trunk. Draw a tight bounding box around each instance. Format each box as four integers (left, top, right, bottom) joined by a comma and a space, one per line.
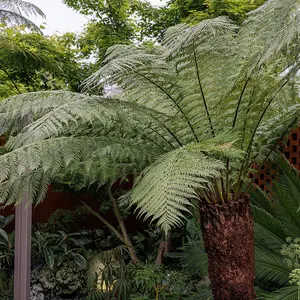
199, 196, 255, 300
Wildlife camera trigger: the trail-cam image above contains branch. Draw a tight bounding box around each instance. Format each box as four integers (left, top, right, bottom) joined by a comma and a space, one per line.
134, 70, 198, 142
80, 199, 125, 243
0, 66, 22, 94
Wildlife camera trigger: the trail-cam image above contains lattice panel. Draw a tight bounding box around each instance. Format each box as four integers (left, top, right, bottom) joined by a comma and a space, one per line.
252, 127, 300, 191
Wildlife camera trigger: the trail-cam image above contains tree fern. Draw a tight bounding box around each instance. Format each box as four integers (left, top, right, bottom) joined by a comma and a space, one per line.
2, 0, 300, 234
0, 0, 45, 32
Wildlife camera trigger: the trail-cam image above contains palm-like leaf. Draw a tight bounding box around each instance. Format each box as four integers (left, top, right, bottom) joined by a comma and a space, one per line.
0, 0, 45, 32
251, 155, 300, 294
264, 285, 299, 300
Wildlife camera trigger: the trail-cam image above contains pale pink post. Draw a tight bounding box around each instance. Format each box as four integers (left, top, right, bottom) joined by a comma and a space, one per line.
14, 195, 32, 300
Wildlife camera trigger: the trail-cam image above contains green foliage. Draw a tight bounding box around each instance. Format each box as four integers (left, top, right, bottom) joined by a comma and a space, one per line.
36, 206, 91, 233
0, 26, 86, 99
63, 0, 135, 60
31, 230, 89, 269
134, 0, 266, 40
250, 155, 300, 298
2, 2, 300, 234
282, 238, 300, 270
31, 261, 87, 298
0, 214, 13, 295
0, 0, 45, 32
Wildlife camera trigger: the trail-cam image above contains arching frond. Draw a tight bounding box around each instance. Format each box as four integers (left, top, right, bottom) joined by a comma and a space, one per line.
0, 91, 91, 135
0, 92, 180, 154
0, 0, 45, 32
131, 144, 225, 233
244, 0, 300, 65
265, 285, 299, 300
0, 135, 160, 205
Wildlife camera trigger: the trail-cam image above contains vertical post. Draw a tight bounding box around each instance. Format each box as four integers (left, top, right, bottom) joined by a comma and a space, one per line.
14, 195, 32, 300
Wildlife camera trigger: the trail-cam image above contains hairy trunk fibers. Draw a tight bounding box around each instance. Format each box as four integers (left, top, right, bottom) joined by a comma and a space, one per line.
199, 196, 255, 300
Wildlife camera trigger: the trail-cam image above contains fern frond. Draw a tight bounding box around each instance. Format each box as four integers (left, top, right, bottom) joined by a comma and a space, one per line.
0, 91, 90, 135
0, 92, 178, 153
131, 145, 225, 233
0, 136, 159, 205
0, 0, 45, 32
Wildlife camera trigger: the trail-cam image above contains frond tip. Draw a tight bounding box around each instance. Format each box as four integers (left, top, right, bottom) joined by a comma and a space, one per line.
131, 146, 225, 234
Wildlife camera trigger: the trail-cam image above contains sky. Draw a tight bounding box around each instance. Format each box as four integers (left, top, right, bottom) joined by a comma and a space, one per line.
29, 0, 165, 35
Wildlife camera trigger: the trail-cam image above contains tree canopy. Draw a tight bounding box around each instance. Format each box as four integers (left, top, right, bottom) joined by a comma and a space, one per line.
0, 26, 89, 99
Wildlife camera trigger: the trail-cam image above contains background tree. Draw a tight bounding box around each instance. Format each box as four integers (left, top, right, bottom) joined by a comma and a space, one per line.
0, 26, 87, 99
134, 0, 267, 40
64, 0, 267, 62
63, 0, 135, 62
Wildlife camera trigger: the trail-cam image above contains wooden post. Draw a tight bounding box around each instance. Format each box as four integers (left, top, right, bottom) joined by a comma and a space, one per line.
14, 195, 32, 300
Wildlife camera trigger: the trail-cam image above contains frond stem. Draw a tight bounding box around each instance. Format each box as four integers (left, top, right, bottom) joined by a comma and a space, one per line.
147, 126, 176, 149
234, 67, 298, 199
232, 77, 251, 129
192, 40, 215, 137
225, 158, 230, 202
0, 66, 22, 94
241, 85, 257, 149
134, 70, 199, 142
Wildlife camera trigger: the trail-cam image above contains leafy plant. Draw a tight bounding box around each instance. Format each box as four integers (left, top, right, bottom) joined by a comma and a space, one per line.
31, 261, 86, 299
1, 1, 300, 298
0, 215, 14, 268
32, 230, 89, 269
0, 214, 13, 293
250, 154, 300, 299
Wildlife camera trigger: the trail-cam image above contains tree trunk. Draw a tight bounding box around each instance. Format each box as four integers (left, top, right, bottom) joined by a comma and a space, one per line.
108, 187, 140, 265
155, 232, 171, 265
199, 196, 255, 300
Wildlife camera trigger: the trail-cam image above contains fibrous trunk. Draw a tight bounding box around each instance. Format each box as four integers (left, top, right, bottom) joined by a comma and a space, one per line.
199, 196, 255, 300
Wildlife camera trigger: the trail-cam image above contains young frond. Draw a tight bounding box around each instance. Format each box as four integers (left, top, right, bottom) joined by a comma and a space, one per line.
131, 146, 225, 234
163, 16, 238, 59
